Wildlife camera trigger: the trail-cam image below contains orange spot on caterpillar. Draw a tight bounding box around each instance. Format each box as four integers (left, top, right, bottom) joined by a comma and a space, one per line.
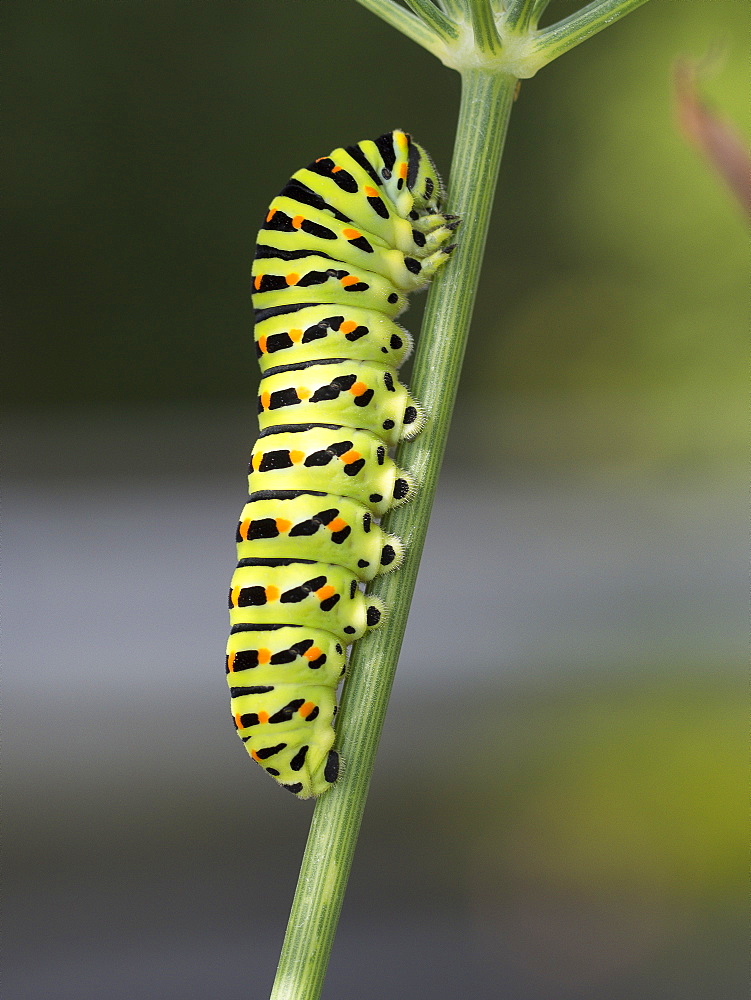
235, 713, 244, 729
327, 517, 347, 533
289, 327, 303, 342
292, 215, 304, 229
252, 451, 263, 471
299, 701, 316, 719
296, 386, 311, 400
303, 646, 322, 661
349, 381, 367, 396
342, 228, 361, 239
227, 650, 236, 671
331, 165, 342, 173
364, 186, 378, 198
257, 711, 269, 724
340, 449, 360, 464
230, 587, 241, 607
340, 320, 357, 334
238, 519, 251, 541
258, 648, 271, 664
340, 275, 359, 287
265, 585, 280, 602
395, 131, 408, 149
260, 391, 271, 410
258, 335, 267, 354
289, 450, 304, 464
266, 208, 276, 222
316, 584, 336, 602
286, 272, 300, 286
254, 274, 263, 291
398, 162, 408, 179
275, 518, 292, 533
250, 749, 260, 761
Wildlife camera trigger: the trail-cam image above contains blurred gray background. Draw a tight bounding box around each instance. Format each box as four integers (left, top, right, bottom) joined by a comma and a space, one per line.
4, 1, 746, 997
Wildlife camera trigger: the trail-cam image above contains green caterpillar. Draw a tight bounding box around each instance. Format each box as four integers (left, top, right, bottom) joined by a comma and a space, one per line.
227, 130, 458, 797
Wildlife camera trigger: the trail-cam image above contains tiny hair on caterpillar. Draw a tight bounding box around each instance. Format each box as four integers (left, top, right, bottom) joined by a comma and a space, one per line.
227, 129, 459, 797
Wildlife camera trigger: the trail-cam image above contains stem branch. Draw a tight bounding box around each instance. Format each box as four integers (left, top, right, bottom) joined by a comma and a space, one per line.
405, 0, 460, 42
531, 0, 652, 67
352, 0, 444, 52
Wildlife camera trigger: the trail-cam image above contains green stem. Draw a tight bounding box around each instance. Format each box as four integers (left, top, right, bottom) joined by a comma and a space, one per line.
467, 0, 502, 54
530, 0, 653, 67
405, 0, 460, 42
351, 0, 442, 53
503, 0, 549, 32
438, 0, 467, 18
268, 68, 517, 1000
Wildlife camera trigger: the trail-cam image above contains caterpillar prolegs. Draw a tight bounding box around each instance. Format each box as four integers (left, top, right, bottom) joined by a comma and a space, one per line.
227, 130, 458, 797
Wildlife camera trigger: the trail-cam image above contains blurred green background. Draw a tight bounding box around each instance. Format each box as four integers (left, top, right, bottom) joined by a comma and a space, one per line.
5, 2, 746, 998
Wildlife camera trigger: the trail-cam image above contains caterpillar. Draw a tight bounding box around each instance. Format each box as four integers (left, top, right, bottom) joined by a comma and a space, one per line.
227, 129, 458, 797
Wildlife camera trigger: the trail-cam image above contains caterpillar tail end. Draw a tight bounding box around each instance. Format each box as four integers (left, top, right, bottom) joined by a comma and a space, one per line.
311, 748, 341, 796
286, 746, 341, 799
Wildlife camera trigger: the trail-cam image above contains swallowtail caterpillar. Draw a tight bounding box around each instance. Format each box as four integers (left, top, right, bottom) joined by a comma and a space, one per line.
227, 130, 458, 797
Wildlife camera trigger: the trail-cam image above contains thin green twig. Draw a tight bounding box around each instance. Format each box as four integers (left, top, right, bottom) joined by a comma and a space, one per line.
530, 0, 554, 21
437, 0, 467, 18
503, 0, 548, 32
467, 0, 502, 53
530, 0, 653, 66
351, 0, 442, 51
405, 0, 460, 41
269, 67, 518, 1000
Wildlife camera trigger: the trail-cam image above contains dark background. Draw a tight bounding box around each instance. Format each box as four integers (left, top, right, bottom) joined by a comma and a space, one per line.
5, 2, 746, 997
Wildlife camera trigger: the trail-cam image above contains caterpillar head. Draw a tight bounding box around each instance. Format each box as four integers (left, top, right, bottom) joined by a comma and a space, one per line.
375, 130, 444, 220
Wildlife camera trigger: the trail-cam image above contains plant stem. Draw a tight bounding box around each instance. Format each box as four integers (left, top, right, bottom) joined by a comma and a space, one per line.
503, 0, 549, 33
439, 0, 467, 18
467, 0, 502, 54
268, 67, 517, 1000
351, 0, 443, 53
405, 0, 460, 42
530, 0, 653, 67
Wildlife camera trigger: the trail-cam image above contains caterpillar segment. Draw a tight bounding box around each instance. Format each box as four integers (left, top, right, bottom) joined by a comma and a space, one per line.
248, 425, 417, 518
228, 129, 458, 797
257, 205, 455, 292
236, 493, 404, 581
226, 625, 346, 797
252, 252, 408, 317
257, 359, 425, 446
254, 305, 413, 372
229, 559, 386, 642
